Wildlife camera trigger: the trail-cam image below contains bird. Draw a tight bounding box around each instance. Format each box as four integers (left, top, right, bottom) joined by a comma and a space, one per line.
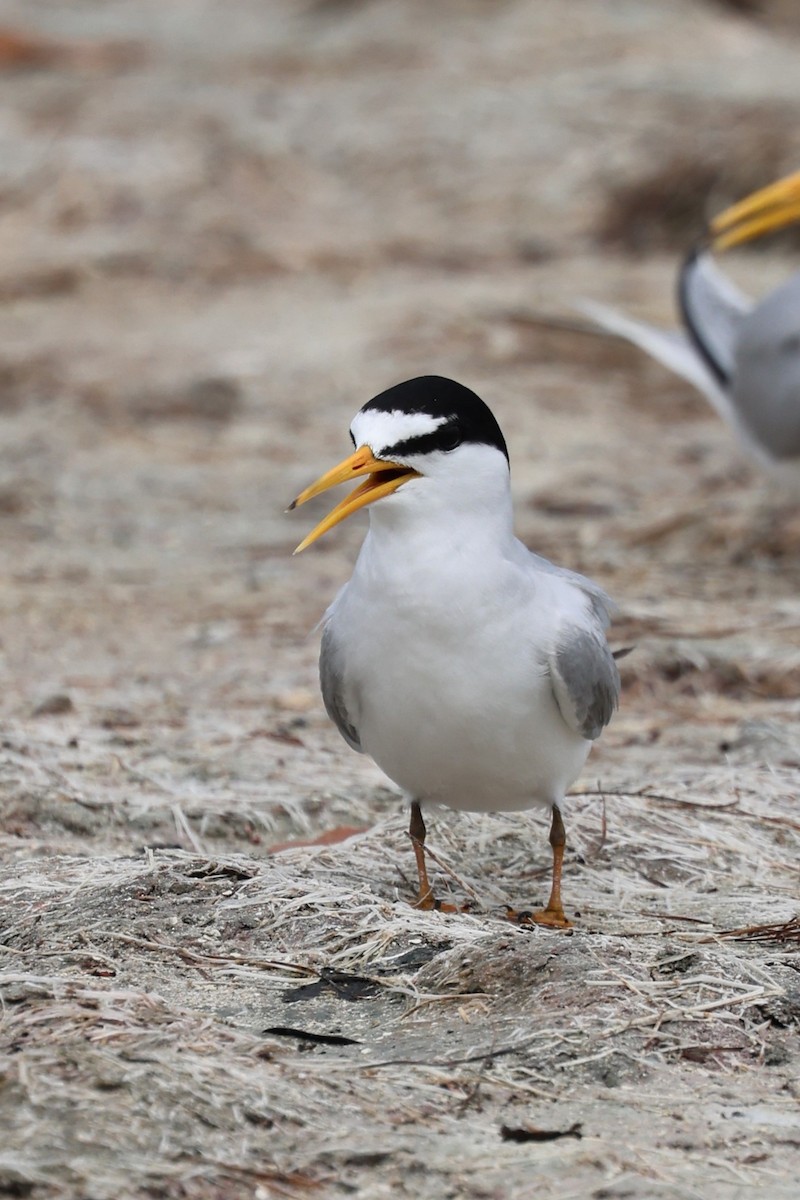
579, 168, 800, 471
289, 376, 620, 927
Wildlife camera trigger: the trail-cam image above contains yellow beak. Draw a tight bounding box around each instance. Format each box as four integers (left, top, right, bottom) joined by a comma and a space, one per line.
710, 169, 800, 252
289, 444, 419, 553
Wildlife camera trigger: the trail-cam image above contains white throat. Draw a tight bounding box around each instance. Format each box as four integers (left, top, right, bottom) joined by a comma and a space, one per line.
364, 443, 516, 572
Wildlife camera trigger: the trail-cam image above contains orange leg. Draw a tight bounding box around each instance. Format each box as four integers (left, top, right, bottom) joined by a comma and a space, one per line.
509, 805, 572, 930
408, 801, 462, 914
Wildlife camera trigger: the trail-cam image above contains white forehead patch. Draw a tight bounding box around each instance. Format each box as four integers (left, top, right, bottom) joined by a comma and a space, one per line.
350, 408, 448, 454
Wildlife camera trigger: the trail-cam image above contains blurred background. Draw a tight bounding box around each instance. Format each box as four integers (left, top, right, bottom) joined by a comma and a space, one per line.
1, 0, 799, 850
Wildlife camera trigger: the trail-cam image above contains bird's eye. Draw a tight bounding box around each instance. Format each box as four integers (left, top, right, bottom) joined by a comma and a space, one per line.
440, 427, 462, 452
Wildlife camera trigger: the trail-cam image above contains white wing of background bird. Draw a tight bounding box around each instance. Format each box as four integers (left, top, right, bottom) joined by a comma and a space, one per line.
577, 251, 751, 430
576, 295, 724, 400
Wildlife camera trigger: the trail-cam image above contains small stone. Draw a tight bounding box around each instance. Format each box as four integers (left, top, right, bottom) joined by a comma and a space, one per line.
99, 706, 140, 729
33, 693, 73, 717
763, 1039, 791, 1067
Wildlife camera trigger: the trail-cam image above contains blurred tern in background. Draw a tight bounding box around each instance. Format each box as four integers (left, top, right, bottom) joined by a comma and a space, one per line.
290, 376, 620, 927
580, 169, 800, 471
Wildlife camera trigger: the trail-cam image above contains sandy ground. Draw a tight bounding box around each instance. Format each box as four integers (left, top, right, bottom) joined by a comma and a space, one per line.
1, 1, 800, 1197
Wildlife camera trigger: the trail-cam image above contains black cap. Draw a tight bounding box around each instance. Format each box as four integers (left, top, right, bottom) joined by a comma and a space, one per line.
361, 376, 509, 463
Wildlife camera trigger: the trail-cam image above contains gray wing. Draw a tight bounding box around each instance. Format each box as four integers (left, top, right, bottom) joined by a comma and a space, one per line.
677, 250, 750, 388
319, 620, 362, 752
549, 623, 620, 742
731, 272, 800, 461
527, 552, 616, 631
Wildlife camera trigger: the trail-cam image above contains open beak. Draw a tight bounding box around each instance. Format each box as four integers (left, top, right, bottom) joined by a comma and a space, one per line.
710, 169, 800, 252
289, 445, 419, 553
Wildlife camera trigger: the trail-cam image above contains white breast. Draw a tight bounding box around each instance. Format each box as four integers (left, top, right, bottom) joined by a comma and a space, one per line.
328, 530, 591, 813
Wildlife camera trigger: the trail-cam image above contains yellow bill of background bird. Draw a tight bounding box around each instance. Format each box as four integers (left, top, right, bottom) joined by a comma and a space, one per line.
711, 169, 800, 252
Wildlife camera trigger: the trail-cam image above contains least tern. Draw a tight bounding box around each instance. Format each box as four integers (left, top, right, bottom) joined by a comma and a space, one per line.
580, 169, 800, 470
290, 376, 620, 927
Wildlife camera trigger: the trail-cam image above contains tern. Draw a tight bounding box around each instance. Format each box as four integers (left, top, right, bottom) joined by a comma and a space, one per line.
580, 169, 800, 470
290, 376, 620, 927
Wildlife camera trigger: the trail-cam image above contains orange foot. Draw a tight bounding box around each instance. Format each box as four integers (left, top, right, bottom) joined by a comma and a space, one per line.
506, 905, 573, 930
413, 891, 470, 915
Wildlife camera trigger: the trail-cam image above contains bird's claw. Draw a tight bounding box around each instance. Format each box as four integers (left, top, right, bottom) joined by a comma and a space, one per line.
413, 892, 470, 914
506, 905, 573, 930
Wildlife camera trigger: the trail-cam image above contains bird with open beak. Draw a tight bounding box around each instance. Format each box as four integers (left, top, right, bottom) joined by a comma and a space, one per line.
290, 376, 620, 927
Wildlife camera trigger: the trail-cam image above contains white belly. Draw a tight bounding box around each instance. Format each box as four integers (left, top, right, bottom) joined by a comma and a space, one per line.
361, 671, 589, 813
333, 569, 590, 813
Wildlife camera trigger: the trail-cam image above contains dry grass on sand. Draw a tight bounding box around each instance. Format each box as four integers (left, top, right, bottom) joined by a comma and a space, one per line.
3, 768, 800, 1199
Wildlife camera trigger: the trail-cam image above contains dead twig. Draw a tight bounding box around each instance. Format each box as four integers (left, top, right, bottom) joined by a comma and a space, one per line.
713, 916, 800, 944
